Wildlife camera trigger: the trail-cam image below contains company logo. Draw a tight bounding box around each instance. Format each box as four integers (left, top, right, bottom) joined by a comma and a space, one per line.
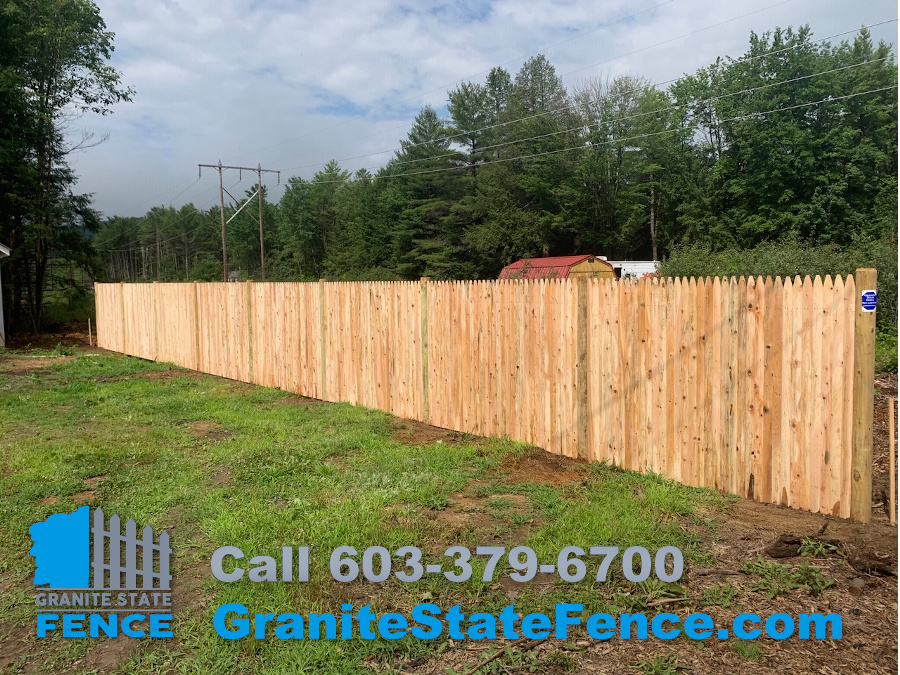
30, 506, 174, 638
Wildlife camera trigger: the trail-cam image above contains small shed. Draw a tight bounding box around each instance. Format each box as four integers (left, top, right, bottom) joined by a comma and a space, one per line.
499, 255, 616, 280
0, 242, 8, 347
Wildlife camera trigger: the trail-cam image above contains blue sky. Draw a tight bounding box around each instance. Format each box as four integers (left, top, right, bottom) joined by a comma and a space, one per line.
71, 0, 897, 217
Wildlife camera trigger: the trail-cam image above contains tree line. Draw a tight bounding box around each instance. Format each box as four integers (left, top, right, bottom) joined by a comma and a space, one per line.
96, 26, 896, 290
0, 5, 896, 336
0, 0, 132, 333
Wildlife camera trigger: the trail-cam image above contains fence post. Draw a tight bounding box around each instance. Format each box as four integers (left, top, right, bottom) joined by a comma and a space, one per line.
577, 277, 589, 460
319, 279, 327, 400
193, 281, 201, 371
119, 281, 126, 354
850, 267, 877, 522
153, 281, 159, 361
420, 277, 430, 424
246, 279, 254, 384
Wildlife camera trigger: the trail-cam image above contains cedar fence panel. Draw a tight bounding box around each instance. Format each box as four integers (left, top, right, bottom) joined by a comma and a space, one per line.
96, 274, 872, 520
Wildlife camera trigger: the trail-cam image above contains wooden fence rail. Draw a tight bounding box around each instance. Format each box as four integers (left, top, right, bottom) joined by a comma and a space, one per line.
95, 272, 877, 521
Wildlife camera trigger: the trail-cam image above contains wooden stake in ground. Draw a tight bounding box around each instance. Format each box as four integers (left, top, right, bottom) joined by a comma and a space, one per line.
87, 318, 92, 346
890, 396, 896, 525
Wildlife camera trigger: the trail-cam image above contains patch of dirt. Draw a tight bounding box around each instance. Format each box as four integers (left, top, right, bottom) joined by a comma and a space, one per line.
389, 419, 474, 446
3, 327, 96, 352
433, 493, 510, 532
405, 447, 898, 675
181, 420, 230, 442
142, 369, 199, 381
498, 446, 590, 486
211, 466, 232, 488
689, 499, 897, 579
407, 496, 898, 675
0, 358, 72, 377
494, 571, 557, 599
426, 489, 542, 557
71, 630, 146, 674
84, 475, 106, 489
34, 476, 106, 506
0, 620, 40, 671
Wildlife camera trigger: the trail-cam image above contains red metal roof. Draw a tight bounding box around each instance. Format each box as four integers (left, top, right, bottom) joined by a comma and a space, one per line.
499, 255, 599, 280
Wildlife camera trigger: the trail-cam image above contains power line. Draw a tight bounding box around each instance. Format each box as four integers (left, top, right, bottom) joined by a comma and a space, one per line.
283, 57, 896, 179
96, 179, 240, 253
559, 0, 798, 80
199, 162, 281, 281
377, 55, 896, 171
268, 0, 799, 168
94, 178, 209, 246
231, 0, 680, 163
121, 176, 201, 216
281, 19, 897, 174
297, 84, 898, 185
97, 83, 897, 263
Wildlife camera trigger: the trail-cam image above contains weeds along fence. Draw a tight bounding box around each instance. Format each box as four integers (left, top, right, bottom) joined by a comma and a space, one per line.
95, 272, 877, 521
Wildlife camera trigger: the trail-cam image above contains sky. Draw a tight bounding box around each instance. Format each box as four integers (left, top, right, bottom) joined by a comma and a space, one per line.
69, 0, 897, 218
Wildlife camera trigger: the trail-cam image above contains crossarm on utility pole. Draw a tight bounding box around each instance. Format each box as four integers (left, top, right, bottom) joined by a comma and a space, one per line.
199, 162, 280, 282
225, 188, 260, 225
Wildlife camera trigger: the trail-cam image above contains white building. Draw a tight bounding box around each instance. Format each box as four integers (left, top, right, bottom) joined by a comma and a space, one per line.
600, 259, 659, 279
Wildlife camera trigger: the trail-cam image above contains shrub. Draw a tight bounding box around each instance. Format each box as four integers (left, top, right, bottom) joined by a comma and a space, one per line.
660, 235, 898, 332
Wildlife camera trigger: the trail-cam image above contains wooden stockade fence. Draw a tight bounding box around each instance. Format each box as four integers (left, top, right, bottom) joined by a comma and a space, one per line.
95, 271, 877, 521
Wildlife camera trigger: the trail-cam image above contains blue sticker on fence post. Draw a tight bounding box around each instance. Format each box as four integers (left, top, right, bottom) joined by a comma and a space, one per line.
861, 290, 877, 312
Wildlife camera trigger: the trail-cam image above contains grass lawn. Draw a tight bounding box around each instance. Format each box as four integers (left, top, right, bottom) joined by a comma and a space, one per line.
0, 346, 895, 674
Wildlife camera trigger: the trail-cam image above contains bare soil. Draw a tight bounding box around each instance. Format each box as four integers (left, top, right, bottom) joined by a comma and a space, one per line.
180, 420, 231, 442
406, 470, 898, 675
389, 418, 476, 446
498, 446, 590, 485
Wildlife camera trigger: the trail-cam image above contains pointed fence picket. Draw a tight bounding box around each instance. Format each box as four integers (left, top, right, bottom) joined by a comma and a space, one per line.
96, 272, 875, 520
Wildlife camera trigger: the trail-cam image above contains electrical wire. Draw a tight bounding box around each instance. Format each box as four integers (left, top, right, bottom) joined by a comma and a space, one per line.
230, 0, 680, 162
97, 178, 244, 253
297, 84, 898, 185
281, 19, 897, 173
99, 83, 896, 261
272, 0, 803, 170
366, 55, 896, 171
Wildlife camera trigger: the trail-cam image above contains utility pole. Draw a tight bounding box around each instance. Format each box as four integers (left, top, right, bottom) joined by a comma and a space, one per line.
217, 164, 227, 281
199, 162, 280, 281
257, 165, 266, 280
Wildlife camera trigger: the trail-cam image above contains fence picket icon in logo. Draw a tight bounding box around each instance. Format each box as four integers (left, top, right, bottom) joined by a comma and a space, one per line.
90, 507, 171, 590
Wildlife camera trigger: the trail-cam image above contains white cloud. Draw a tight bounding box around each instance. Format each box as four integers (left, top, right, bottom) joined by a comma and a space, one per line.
72, 0, 896, 216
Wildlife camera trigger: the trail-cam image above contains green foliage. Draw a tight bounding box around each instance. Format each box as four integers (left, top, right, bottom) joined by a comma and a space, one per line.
732, 640, 764, 661
660, 234, 899, 333
699, 583, 739, 608
91, 26, 897, 306
741, 557, 834, 598
799, 537, 839, 558
0, 0, 132, 333
876, 330, 898, 373
42, 286, 95, 325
